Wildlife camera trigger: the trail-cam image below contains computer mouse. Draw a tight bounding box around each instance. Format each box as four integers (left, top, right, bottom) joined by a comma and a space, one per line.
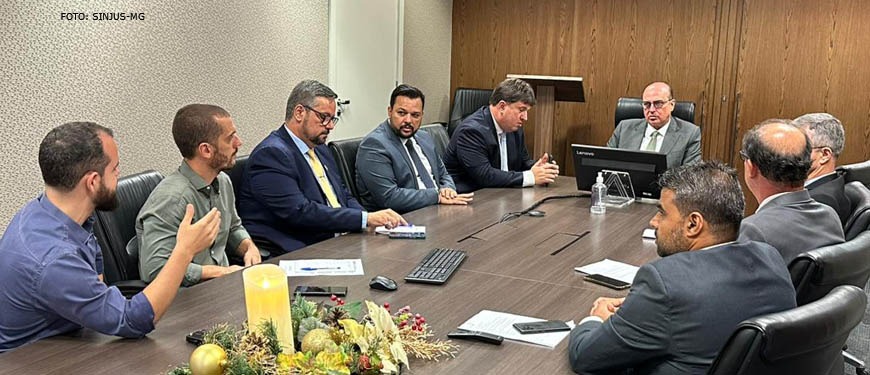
369, 275, 398, 291
527, 210, 546, 217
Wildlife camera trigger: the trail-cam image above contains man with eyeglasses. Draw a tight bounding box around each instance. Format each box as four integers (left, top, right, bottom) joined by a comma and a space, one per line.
793, 113, 851, 225
606, 82, 701, 170
738, 119, 843, 264
444, 78, 560, 193
355, 84, 473, 213
238, 80, 406, 255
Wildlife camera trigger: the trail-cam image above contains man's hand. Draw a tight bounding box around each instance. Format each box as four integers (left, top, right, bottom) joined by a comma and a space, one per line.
531, 153, 559, 186
439, 187, 458, 199
439, 191, 474, 205
225, 265, 244, 275
237, 239, 262, 267
589, 297, 625, 321
366, 209, 408, 229
175, 205, 220, 259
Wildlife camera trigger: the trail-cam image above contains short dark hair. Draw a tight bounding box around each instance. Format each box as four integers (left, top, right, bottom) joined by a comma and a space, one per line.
742, 119, 812, 188
389, 84, 425, 108
285, 80, 338, 121
658, 160, 745, 239
172, 104, 231, 159
489, 78, 536, 106
39, 122, 114, 191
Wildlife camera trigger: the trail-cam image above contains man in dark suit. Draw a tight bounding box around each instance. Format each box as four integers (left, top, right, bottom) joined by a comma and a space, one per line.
356, 84, 473, 213
794, 113, 851, 225
237, 80, 406, 255
606, 82, 701, 170
443, 78, 559, 193
569, 161, 796, 375
738, 119, 844, 264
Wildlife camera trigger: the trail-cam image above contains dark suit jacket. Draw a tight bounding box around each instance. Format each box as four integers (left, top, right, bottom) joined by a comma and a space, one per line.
443, 106, 535, 193
606, 117, 701, 170
237, 125, 364, 254
807, 172, 851, 226
739, 189, 845, 264
355, 121, 455, 213
568, 241, 796, 375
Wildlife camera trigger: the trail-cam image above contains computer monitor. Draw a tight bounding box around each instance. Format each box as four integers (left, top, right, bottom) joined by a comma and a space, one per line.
572, 144, 668, 200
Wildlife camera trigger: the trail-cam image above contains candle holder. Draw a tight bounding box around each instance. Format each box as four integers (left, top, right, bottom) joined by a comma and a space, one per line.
243, 264, 294, 354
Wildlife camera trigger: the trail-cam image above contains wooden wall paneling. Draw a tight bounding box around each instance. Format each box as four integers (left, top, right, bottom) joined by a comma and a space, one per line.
703, 0, 744, 164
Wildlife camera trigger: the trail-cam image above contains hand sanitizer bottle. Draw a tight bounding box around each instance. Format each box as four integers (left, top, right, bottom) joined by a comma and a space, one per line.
590, 172, 607, 215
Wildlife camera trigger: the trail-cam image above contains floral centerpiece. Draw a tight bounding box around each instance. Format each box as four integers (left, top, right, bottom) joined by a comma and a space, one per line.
168, 294, 458, 375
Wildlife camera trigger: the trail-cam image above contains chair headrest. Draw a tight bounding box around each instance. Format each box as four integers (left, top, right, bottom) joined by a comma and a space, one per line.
790, 230, 870, 304
614, 97, 696, 127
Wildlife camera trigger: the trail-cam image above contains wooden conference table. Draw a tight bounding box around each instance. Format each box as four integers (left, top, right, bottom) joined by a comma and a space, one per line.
0, 176, 659, 374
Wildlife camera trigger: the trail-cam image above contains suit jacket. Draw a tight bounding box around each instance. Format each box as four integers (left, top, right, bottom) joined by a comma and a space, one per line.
739, 189, 845, 264
568, 241, 796, 375
443, 106, 535, 193
355, 121, 456, 213
237, 125, 364, 254
807, 171, 851, 226
606, 117, 702, 170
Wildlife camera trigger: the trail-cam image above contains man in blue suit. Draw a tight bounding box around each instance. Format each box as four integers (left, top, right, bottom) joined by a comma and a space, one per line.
443, 78, 559, 193
238, 80, 406, 255
356, 84, 473, 213
568, 161, 796, 374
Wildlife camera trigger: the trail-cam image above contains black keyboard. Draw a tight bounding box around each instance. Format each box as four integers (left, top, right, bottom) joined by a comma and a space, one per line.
404, 248, 467, 285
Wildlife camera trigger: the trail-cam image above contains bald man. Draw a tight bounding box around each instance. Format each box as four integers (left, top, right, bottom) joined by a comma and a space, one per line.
738, 119, 844, 264
607, 82, 701, 169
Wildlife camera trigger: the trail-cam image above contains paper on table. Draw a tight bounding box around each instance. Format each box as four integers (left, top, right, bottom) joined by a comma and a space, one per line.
574, 258, 639, 284
279, 259, 364, 277
458, 310, 575, 349
642, 228, 656, 239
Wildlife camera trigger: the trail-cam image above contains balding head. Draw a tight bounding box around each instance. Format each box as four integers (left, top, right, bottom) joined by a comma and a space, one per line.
642, 82, 675, 129
741, 119, 812, 189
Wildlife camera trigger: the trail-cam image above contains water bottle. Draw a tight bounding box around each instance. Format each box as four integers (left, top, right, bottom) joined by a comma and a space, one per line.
590, 172, 607, 215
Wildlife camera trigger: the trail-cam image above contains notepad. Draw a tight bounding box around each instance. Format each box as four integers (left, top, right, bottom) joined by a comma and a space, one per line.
575, 258, 639, 284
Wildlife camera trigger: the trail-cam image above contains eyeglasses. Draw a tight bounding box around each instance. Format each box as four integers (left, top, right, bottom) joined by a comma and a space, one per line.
739, 150, 749, 161
302, 105, 340, 126
642, 100, 673, 110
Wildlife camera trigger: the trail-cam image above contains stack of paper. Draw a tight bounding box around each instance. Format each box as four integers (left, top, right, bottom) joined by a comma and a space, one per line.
279, 259, 364, 276
574, 258, 639, 284
458, 310, 575, 349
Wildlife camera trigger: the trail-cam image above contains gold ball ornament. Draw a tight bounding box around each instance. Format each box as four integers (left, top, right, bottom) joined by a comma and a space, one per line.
301, 328, 337, 354
189, 343, 227, 375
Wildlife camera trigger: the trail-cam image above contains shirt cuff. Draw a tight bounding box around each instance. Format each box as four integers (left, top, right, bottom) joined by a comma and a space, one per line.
185, 263, 203, 287
361, 211, 368, 230
129, 292, 157, 334
579, 316, 604, 325
522, 170, 535, 187
228, 228, 251, 253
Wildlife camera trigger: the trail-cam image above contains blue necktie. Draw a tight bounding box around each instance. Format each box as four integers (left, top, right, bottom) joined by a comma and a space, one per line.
406, 140, 436, 189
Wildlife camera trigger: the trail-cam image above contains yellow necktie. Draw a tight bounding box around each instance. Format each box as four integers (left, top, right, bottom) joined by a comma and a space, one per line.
307, 149, 340, 208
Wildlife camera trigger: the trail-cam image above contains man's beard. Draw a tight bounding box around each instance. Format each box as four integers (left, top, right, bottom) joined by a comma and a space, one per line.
210, 149, 236, 172
655, 226, 690, 258
94, 181, 119, 211
391, 122, 417, 139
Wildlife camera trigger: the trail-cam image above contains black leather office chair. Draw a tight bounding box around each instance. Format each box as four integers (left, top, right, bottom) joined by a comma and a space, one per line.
614, 97, 696, 127
845, 181, 870, 241
420, 123, 449, 158
227, 154, 249, 205
788, 230, 870, 375
327, 137, 363, 201
841, 160, 870, 187
94, 170, 163, 297
708, 285, 866, 375
448, 87, 491, 136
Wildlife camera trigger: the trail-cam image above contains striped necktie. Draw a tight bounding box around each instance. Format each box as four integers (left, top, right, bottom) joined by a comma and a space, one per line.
307, 149, 340, 208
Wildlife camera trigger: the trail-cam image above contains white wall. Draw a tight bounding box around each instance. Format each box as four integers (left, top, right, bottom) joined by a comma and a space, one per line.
403, 0, 453, 123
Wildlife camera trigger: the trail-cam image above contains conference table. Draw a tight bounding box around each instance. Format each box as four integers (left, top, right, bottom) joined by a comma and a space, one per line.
0, 176, 659, 374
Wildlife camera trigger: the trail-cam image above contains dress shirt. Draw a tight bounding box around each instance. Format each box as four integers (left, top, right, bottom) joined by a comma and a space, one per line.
285, 127, 367, 229
490, 110, 534, 187
402, 137, 436, 189
756, 191, 792, 212
640, 119, 671, 153
0, 195, 155, 352
137, 161, 251, 286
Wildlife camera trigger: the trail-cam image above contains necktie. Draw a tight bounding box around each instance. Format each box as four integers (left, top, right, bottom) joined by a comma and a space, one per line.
306, 149, 341, 208
499, 132, 508, 171
645, 131, 660, 152
406, 139, 436, 189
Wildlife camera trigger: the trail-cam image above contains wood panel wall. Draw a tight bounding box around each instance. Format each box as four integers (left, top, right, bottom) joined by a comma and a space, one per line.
452, 0, 870, 212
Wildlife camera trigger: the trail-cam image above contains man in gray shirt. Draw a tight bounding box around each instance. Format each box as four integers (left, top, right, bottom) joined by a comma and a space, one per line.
137, 104, 262, 286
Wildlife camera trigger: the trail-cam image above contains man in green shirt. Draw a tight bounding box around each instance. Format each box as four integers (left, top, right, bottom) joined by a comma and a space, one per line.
136, 104, 262, 286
